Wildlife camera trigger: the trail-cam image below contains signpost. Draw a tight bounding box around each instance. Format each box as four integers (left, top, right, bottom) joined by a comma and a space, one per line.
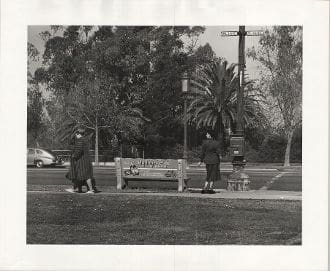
221, 26, 264, 191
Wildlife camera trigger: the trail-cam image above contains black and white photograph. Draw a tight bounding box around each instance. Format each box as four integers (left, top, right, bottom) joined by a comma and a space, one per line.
0, 0, 329, 270
26, 24, 303, 245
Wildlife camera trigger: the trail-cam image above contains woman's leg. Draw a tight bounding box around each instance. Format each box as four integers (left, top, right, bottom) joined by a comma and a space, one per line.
203, 164, 211, 189
209, 163, 220, 189
74, 179, 82, 193
91, 178, 98, 191
86, 178, 93, 192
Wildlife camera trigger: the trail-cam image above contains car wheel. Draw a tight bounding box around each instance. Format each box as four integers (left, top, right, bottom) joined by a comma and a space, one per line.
35, 160, 44, 168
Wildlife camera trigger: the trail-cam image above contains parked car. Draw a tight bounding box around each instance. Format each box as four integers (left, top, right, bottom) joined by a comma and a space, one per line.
27, 148, 64, 168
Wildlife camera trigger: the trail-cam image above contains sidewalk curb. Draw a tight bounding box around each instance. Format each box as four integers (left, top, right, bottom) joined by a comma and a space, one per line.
61, 162, 286, 172
27, 189, 302, 201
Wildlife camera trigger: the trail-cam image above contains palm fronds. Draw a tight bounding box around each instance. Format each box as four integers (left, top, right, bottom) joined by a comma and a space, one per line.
188, 59, 266, 134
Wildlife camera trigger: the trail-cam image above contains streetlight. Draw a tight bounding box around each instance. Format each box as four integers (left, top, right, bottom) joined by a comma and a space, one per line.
220, 26, 263, 191
181, 72, 190, 160
86, 59, 99, 166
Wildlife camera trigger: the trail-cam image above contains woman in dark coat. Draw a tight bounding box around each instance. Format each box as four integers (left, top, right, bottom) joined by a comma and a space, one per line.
66, 128, 98, 193
198, 131, 221, 191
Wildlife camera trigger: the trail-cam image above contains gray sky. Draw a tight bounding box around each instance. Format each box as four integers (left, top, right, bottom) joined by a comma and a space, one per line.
28, 25, 266, 79
199, 26, 265, 79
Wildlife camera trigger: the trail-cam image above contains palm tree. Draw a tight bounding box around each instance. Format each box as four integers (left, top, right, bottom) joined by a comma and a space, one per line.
187, 59, 266, 151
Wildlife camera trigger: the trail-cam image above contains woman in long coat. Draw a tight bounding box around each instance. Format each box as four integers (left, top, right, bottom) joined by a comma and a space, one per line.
198, 131, 222, 191
66, 128, 97, 193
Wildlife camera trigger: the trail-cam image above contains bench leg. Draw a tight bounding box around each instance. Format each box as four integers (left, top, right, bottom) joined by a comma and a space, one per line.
178, 179, 189, 192
178, 182, 183, 192
184, 179, 188, 191
117, 180, 124, 190
115, 157, 125, 190
117, 178, 128, 190
178, 159, 184, 192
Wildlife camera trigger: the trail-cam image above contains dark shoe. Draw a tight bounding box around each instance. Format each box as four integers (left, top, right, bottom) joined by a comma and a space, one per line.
75, 186, 83, 193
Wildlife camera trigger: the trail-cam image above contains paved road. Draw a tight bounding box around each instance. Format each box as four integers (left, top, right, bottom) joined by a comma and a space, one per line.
27, 166, 302, 191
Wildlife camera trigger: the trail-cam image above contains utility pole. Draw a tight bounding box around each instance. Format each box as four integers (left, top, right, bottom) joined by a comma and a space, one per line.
237, 25, 245, 136
221, 26, 263, 191
181, 72, 190, 190
183, 97, 188, 159
181, 72, 190, 160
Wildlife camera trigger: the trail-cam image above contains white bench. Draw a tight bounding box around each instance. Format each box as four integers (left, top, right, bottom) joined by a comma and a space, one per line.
114, 158, 188, 192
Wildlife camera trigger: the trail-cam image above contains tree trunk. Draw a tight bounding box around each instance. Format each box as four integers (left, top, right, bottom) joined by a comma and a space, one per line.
95, 117, 99, 166
216, 114, 224, 152
284, 129, 294, 167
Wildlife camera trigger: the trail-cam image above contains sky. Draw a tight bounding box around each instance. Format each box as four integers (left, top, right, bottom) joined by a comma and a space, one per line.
198, 26, 265, 79
28, 25, 266, 79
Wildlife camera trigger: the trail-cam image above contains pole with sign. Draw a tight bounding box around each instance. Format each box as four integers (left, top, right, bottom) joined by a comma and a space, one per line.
221, 26, 264, 191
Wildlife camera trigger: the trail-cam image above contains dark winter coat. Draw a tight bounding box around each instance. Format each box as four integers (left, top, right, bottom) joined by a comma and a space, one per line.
66, 136, 93, 181
200, 138, 221, 165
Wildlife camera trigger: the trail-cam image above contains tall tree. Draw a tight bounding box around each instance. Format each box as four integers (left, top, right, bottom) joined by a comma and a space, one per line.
32, 26, 208, 159
142, 26, 205, 141
187, 58, 266, 152
27, 84, 45, 146
35, 26, 151, 162
27, 42, 45, 146
247, 26, 302, 166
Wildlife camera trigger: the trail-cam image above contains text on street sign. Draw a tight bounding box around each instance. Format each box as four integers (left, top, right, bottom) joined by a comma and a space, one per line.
245, 30, 264, 36
221, 31, 239, 36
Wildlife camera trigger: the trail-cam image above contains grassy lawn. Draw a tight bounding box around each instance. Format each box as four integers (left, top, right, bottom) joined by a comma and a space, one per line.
27, 193, 301, 245
267, 176, 302, 191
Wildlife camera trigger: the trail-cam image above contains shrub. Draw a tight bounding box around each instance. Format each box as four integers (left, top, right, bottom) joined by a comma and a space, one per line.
245, 148, 262, 163
259, 134, 286, 163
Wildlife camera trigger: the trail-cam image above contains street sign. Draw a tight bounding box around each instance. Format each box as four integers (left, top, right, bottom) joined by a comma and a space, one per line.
221, 30, 264, 37
245, 30, 264, 36
221, 31, 239, 36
